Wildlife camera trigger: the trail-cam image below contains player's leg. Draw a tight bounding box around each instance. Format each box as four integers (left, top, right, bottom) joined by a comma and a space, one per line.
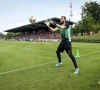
55, 42, 64, 66
55, 51, 62, 66
56, 51, 61, 63
65, 42, 79, 74
68, 42, 78, 68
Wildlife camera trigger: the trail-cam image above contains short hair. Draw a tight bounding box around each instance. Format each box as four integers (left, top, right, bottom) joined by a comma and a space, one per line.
61, 16, 66, 20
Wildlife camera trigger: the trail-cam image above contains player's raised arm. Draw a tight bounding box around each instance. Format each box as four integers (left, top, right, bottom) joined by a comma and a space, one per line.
48, 19, 69, 29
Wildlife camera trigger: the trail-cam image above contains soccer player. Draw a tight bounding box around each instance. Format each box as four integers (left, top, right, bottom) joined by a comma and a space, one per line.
44, 16, 79, 74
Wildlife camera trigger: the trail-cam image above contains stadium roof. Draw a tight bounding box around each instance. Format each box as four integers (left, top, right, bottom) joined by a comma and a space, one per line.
4, 17, 76, 32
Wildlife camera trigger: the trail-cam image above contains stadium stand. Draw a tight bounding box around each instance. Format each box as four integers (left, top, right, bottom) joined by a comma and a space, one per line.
4, 17, 76, 41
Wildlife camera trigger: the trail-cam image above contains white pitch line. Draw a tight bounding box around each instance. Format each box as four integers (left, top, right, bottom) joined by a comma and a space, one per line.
0, 61, 57, 75
0, 50, 100, 75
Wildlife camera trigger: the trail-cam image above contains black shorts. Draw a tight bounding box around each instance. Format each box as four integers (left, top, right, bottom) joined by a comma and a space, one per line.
57, 40, 72, 54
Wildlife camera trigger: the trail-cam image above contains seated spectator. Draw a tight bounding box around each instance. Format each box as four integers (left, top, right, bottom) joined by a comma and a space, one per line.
13, 30, 61, 41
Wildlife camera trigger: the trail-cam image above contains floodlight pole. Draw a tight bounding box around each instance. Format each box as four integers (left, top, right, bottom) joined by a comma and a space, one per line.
69, 0, 73, 36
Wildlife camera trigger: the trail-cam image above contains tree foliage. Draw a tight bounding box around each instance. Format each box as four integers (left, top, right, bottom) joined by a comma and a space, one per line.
4, 32, 14, 39
73, 1, 100, 34
0, 32, 4, 38
81, 1, 100, 22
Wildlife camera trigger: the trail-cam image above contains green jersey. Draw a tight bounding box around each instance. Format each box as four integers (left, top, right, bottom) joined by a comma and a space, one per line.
56, 27, 71, 41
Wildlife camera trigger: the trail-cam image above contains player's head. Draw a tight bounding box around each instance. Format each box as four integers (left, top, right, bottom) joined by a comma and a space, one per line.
60, 16, 66, 24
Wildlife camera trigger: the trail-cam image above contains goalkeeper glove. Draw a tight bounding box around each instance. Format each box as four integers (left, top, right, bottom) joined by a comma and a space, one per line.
48, 19, 57, 26
44, 20, 51, 27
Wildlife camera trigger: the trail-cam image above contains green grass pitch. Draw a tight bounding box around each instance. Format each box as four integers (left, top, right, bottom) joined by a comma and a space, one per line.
0, 40, 100, 90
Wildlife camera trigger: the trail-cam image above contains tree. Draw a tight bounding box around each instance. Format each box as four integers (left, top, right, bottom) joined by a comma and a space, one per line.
93, 24, 100, 33
72, 1, 100, 35
0, 32, 4, 38
81, 1, 100, 22
73, 14, 95, 34
4, 32, 14, 39
82, 13, 95, 32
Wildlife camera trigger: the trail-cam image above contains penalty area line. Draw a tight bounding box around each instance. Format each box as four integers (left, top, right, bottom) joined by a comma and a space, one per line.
0, 50, 100, 75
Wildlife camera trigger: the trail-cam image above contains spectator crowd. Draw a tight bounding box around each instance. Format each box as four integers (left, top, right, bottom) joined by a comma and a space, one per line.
13, 30, 61, 41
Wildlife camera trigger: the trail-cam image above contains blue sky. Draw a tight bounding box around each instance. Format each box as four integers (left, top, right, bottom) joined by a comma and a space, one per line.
0, 0, 99, 33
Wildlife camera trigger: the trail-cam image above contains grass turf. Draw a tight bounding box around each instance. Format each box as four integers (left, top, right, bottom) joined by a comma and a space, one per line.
0, 40, 100, 90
